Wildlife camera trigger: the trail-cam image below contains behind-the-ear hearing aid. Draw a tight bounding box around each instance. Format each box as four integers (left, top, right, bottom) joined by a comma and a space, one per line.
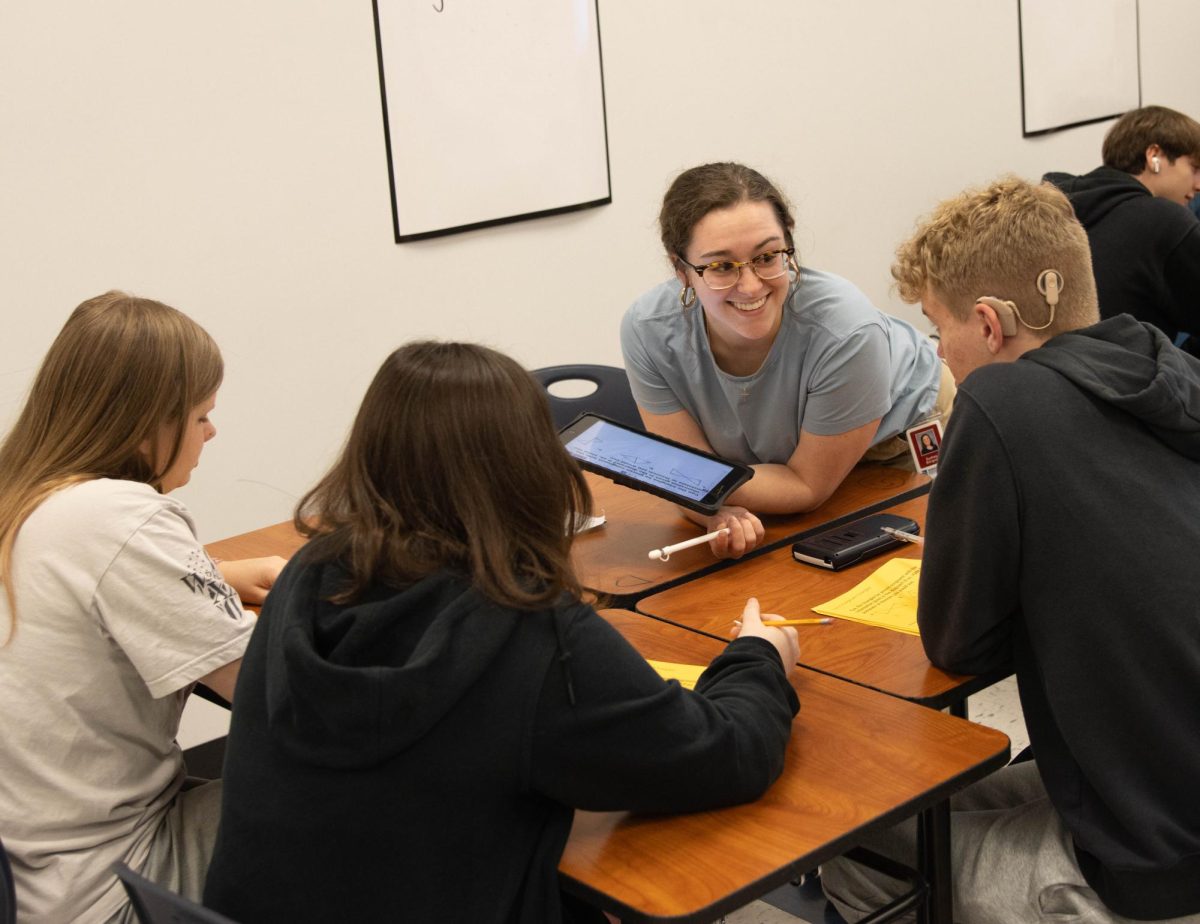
977, 270, 1062, 337
976, 297, 1019, 336
1153, 155, 1162, 174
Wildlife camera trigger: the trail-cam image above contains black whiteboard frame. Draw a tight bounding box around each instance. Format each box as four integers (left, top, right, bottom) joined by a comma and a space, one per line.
371, 0, 612, 243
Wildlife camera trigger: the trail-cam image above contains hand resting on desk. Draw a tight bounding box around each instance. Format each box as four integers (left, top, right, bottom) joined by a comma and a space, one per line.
217, 556, 287, 606
694, 504, 765, 559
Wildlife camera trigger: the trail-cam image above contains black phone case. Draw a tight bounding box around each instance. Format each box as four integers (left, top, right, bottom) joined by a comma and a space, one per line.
791, 513, 919, 570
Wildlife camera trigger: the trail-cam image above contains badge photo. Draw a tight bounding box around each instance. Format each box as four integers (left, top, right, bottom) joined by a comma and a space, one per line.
906, 419, 943, 475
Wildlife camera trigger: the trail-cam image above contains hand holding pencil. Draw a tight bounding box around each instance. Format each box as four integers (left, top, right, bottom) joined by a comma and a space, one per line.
732, 597, 799, 674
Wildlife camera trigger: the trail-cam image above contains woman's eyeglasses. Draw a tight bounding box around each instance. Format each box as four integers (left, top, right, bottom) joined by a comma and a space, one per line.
678, 248, 794, 291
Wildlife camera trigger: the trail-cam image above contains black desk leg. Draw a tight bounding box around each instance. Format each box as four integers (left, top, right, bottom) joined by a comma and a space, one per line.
916, 803, 952, 924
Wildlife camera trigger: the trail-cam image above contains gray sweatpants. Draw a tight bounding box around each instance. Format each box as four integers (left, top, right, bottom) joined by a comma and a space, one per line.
106, 779, 224, 924
821, 761, 1200, 924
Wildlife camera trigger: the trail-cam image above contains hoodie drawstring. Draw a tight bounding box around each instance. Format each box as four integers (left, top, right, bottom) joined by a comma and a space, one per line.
552, 613, 577, 707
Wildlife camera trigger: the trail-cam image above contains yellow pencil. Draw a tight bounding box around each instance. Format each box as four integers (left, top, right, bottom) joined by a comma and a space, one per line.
762, 617, 834, 627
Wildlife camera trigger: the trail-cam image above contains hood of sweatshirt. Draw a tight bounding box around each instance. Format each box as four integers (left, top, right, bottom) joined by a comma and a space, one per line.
257, 559, 539, 769
1043, 166, 1150, 226
1023, 315, 1200, 460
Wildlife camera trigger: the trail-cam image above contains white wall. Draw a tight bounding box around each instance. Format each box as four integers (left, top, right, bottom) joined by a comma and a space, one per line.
3, 0, 1199, 547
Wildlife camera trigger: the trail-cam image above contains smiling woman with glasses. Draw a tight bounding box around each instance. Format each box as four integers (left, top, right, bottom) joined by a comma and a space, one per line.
619, 162, 953, 557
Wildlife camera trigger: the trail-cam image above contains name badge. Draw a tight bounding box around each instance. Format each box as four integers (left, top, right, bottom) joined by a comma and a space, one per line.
906, 419, 943, 476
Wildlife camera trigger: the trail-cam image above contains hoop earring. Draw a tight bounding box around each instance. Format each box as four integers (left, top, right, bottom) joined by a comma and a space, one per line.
679, 285, 696, 309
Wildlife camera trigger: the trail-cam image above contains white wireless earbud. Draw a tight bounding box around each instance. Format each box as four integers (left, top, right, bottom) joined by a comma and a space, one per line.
1153, 155, 1161, 174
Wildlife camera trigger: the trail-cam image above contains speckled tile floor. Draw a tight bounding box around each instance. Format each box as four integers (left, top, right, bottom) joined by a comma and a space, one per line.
964, 675, 1028, 756
718, 677, 1028, 924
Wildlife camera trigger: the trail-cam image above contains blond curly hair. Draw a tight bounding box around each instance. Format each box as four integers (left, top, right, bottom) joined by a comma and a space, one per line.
893, 176, 1099, 335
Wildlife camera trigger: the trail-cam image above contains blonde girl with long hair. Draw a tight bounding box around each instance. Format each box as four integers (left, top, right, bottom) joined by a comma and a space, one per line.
0, 292, 282, 924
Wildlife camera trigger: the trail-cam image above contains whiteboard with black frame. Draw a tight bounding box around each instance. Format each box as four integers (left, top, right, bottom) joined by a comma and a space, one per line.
372, 0, 611, 242
1019, 0, 1141, 136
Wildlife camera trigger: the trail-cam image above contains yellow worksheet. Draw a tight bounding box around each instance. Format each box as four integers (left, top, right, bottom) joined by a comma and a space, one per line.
813, 558, 922, 636
647, 660, 705, 690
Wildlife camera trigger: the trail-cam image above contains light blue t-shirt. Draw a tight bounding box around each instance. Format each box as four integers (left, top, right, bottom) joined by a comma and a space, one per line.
619, 268, 941, 465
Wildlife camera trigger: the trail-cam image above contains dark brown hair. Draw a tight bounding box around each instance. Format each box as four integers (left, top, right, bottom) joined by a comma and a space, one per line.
1102, 105, 1200, 174
659, 162, 796, 263
295, 341, 591, 609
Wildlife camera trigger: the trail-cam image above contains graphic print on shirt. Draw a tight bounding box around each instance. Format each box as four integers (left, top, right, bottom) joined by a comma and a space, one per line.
180, 549, 241, 620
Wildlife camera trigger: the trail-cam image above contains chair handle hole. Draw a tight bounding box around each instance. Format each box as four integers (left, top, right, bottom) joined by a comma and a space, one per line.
546, 379, 599, 399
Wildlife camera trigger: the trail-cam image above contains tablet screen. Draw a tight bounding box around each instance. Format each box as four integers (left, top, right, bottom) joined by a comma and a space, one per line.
562, 418, 735, 503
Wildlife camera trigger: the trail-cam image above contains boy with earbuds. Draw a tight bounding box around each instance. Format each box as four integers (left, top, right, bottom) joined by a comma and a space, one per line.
821, 176, 1200, 923
1045, 104, 1200, 356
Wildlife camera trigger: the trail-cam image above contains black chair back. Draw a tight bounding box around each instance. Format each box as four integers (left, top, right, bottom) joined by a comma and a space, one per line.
532, 364, 644, 431
113, 863, 239, 924
0, 836, 15, 924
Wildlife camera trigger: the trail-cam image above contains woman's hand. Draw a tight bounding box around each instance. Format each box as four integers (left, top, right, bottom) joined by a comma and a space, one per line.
217, 556, 287, 606
732, 597, 799, 675
706, 506, 765, 559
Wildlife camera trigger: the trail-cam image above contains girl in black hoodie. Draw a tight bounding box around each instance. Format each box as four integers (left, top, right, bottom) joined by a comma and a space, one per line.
204, 340, 800, 924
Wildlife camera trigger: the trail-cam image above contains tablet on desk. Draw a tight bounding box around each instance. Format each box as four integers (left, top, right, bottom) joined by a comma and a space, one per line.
558, 413, 753, 516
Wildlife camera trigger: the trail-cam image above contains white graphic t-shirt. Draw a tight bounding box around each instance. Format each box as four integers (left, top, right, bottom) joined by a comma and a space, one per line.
0, 479, 256, 923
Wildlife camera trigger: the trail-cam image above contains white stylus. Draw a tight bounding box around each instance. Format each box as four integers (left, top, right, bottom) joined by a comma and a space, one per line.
648, 528, 730, 561
881, 526, 925, 546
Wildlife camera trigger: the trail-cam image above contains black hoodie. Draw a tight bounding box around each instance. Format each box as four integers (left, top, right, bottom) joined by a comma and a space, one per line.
203, 557, 799, 923
918, 316, 1200, 918
1044, 166, 1200, 350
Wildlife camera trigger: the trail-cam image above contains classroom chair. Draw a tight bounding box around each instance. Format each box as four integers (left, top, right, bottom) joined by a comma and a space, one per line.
531, 364, 644, 431
0, 836, 14, 924
112, 863, 240, 924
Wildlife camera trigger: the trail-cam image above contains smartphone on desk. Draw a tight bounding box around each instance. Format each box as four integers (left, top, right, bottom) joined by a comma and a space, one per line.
558, 413, 753, 516
792, 513, 920, 571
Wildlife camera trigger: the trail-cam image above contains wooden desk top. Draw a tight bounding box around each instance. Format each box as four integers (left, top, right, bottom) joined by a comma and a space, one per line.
635, 495, 998, 709
573, 464, 929, 601
205, 519, 309, 564
560, 610, 1009, 922
202, 464, 928, 608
